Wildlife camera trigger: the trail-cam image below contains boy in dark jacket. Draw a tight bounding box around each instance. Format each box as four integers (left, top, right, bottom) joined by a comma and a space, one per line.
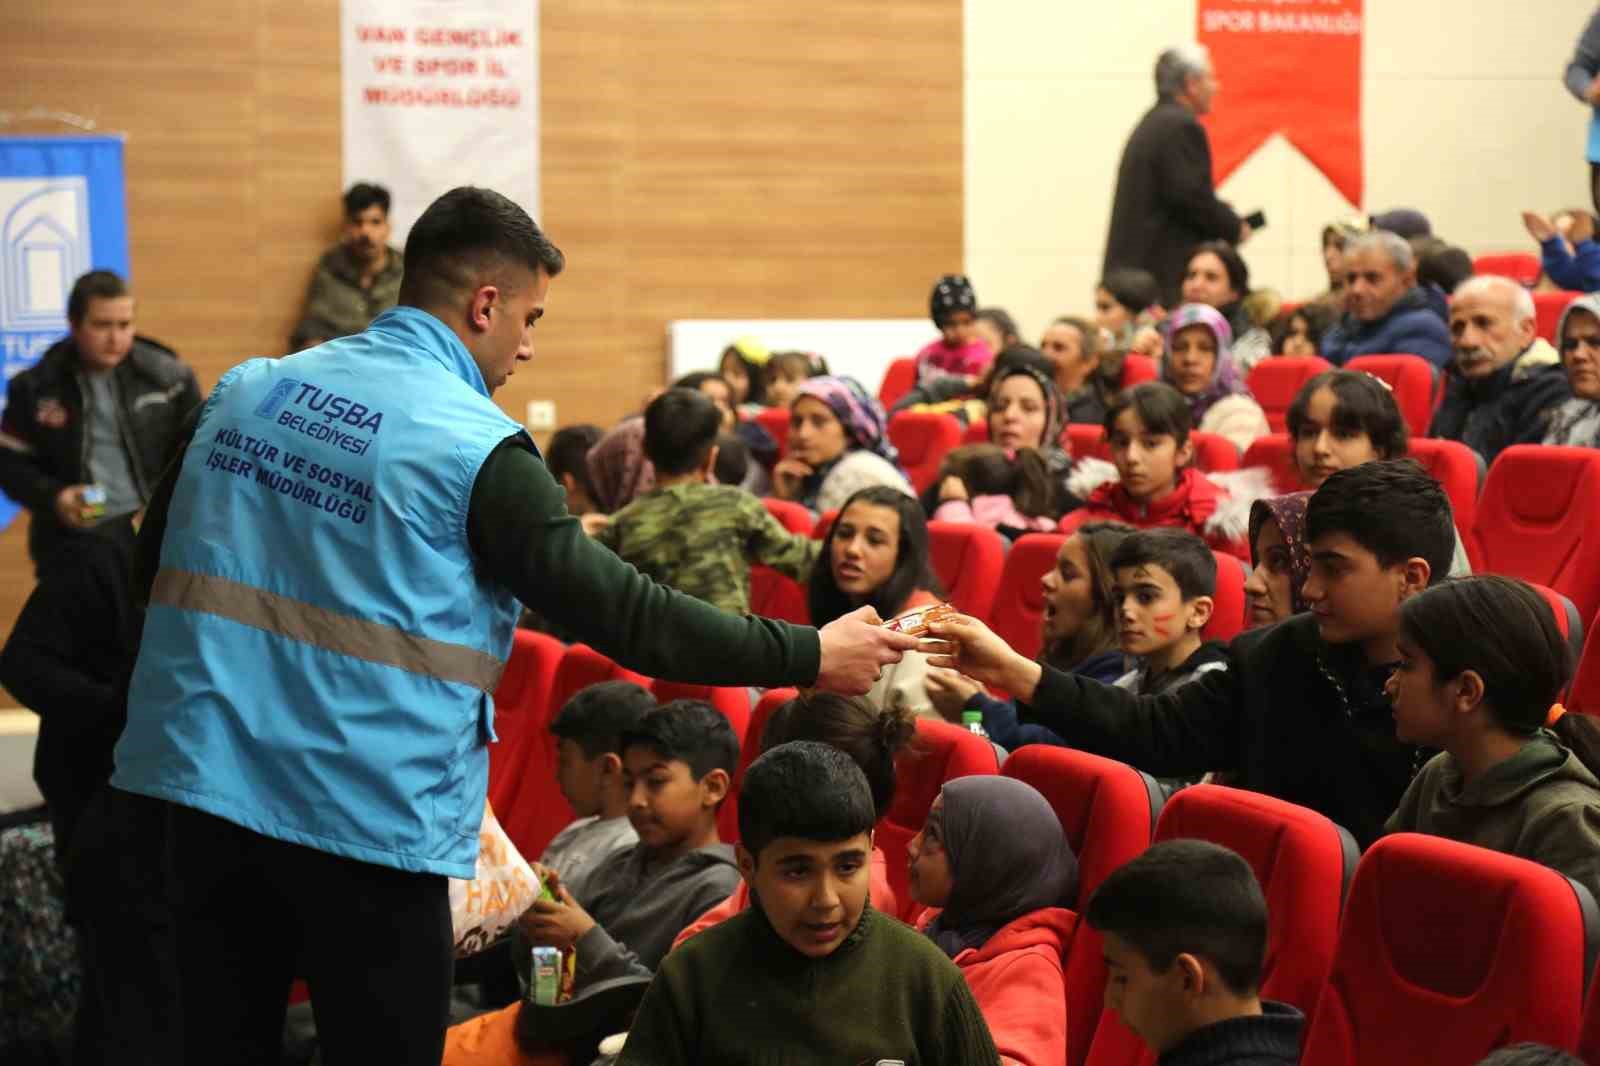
1087, 840, 1302, 1066
1109, 529, 1230, 698
930, 459, 1457, 848
1319, 232, 1453, 369
617, 741, 999, 1065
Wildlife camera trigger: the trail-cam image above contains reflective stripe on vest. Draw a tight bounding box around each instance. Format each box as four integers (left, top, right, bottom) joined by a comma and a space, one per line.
151, 568, 505, 693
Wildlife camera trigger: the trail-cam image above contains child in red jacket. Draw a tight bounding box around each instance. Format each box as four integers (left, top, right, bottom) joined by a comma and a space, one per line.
1061, 382, 1270, 561
907, 775, 1079, 1066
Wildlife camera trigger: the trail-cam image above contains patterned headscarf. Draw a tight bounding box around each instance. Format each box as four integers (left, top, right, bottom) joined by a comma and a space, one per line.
1163, 303, 1250, 424
586, 417, 654, 514
930, 274, 978, 328
793, 376, 899, 465
987, 358, 1066, 454
1249, 491, 1313, 615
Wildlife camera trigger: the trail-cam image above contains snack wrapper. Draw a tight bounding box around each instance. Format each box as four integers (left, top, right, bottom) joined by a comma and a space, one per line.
881, 601, 956, 638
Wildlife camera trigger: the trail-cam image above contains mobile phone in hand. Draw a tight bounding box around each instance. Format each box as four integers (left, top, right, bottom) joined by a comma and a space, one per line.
1244, 210, 1267, 231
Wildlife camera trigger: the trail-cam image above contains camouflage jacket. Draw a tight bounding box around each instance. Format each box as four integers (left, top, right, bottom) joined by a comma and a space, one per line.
596, 482, 819, 614
289, 244, 403, 350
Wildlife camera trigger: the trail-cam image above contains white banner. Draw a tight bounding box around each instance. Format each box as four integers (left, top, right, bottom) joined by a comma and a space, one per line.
341, 0, 539, 243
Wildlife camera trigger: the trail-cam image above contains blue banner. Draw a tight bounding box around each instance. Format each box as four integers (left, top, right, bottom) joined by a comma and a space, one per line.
0, 135, 129, 530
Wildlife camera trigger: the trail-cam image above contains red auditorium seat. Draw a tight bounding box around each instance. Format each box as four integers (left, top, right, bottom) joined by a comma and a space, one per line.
1526, 582, 1587, 673
1067, 422, 1239, 471
989, 533, 1066, 662
488, 629, 566, 813
760, 496, 813, 534
1240, 433, 1300, 493
1344, 354, 1436, 437
1246, 356, 1333, 433
1121, 353, 1158, 387
1472, 252, 1541, 287
718, 687, 798, 843
878, 718, 1000, 922
749, 499, 816, 624
1004, 746, 1165, 1066
878, 356, 918, 410
1474, 446, 1600, 624
650, 679, 753, 750
1536, 290, 1581, 344
887, 411, 965, 493
926, 521, 1005, 621
499, 645, 650, 859
752, 406, 790, 456
1202, 551, 1247, 643
1580, 954, 1600, 1065
1570, 621, 1600, 716
1085, 785, 1358, 1066
962, 418, 988, 444
1066, 422, 1106, 459
1300, 833, 1596, 1066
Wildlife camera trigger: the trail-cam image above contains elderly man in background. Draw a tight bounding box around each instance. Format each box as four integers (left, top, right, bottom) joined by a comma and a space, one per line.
1429, 275, 1571, 465
1319, 231, 1454, 369
1103, 44, 1248, 307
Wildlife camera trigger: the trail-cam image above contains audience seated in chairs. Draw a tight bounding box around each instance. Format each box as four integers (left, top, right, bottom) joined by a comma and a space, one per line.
1544, 293, 1600, 448
1320, 231, 1453, 370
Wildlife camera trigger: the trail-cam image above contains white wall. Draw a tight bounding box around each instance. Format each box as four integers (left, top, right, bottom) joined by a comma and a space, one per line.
966, 0, 1597, 342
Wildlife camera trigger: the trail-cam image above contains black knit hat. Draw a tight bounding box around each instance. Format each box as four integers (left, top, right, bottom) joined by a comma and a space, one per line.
930, 274, 978, 328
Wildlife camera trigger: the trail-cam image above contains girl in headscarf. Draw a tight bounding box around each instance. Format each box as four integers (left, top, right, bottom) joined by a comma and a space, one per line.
1162, 303, 1271, 454
913, 274, 995, 385
907, 775, 1080, 1066
771, 376, 913, 513
1544, 292, 1600, 448
1244, 492, 1311, 629
1178, 241, 1275, 372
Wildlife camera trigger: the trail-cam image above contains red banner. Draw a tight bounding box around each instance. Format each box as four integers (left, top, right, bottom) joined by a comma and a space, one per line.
1197, 0, 1364, 207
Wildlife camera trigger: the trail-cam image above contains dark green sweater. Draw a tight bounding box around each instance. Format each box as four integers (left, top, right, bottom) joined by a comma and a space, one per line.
617, 904, 999, 1065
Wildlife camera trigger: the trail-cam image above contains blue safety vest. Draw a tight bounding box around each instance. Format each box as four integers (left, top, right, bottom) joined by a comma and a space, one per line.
114, 307, 526, 878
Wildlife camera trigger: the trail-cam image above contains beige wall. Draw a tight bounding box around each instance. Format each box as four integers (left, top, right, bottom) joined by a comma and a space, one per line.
967, 0, 1598, 342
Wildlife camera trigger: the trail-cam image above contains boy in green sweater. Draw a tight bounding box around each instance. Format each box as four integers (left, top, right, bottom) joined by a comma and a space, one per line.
617, 741, 999, 1065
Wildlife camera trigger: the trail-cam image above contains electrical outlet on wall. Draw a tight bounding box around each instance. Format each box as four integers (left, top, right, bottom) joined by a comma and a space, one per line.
526, 400, 556, 432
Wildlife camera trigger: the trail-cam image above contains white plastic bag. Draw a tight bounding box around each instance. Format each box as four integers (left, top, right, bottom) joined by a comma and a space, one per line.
449, 801, 542, 957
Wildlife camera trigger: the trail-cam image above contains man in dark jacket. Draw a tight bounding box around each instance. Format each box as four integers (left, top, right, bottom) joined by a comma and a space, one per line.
929, 460, 1457, 849
1429, 275, 1572, 465
0, 270, 202, 571
1320, 232, 1454, 369
1103, 45, 1248, 307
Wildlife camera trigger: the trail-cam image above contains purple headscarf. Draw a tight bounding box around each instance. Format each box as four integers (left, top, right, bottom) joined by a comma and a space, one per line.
586, 416, 654, 513
793, 376, 900, 466
1249, 491, 1313, 615
1162, 303, 1250, 424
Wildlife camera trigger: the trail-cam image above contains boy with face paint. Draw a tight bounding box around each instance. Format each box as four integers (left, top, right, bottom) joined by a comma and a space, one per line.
617, 742, 999, 1066
1109, 529, 1229, 699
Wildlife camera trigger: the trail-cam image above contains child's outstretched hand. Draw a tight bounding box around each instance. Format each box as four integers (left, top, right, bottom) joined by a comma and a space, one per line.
925, 667, 983, 721
520, 882, 597, 951
926, 613, 1042, 703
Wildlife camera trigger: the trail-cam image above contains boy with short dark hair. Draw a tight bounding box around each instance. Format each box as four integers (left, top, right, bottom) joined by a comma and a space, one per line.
617, 741, 999, 1065
539, 680, 657, 904
930, 459, 1457, 847
594, 389, 818, 613
1109, 529, 1229, 697
1085, 840, 1302, 1065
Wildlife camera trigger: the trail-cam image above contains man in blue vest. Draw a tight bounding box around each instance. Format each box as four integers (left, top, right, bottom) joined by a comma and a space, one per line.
109, 186, 919, 1065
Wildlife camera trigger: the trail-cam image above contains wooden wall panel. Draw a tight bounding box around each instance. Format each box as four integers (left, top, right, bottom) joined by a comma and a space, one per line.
0, 0, 962, 691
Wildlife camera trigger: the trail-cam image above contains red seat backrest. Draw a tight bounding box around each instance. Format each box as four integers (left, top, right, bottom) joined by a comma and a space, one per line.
1535, 290, 1581, 343
887, 411, 965, 494
1121, 353, 1158, 387
761, 496, 814, 535
1004, 746, 1165, 1066
753, 407, 790, 457
1241, 433, 1302, 494
1068, 422, 1237, 472
878, 356, 919, 410
1570, 613, 1600, 716
749, 566, 810, 625
1525, 582, 1586, 672
1472, 252, 1541, 287
1475, 446, 1600, 624
1301, 833, 1593, 1066
1344, 354, 1437, 437
989, 533, 1065, 662
717, 687, 799, 843
1246, 356, 1333, 433
812, 508, 838, 539
877, 718, 1000, 922
1086, 785, 1358, 1066
926, 521, 1005, 621
488, 630, 567, 813
650, 679, 752, 752
1066, 422, 1107, 460
962, 418, 988, 444
1202, 551, 1247, 643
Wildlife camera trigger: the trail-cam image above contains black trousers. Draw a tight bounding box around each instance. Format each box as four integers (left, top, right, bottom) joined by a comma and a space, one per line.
161, 800, 454, 1066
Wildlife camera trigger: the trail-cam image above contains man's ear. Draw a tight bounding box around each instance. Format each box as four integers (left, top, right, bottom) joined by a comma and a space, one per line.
1454, 669, 1487, 716
700, 767, 731, 808
597, 752, 623, 779
467, 284, 500, 333
560, 472, 580, 496
1173, 952, 1208, 998
1516, 313, 1539, 350
1398, 556, 1432, 601
735, 842, 756, 885
1186, 595, 1214, 632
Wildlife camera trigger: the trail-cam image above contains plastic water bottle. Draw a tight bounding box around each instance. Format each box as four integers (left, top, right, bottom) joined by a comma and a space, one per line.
962, 710, 987, 738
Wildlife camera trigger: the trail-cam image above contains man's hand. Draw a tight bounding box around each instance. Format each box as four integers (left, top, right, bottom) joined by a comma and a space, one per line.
1523, 210, 1557, 244
925, 613, 1042, 703
580, 513, 611, 537
925, 667, 983, 721
771, 458, 814, 501
938, 476, 969, 504
53, 485, 95, 529
519, 882, 596, 952
1130, 327, 1164, 359
814, 605, 922, 695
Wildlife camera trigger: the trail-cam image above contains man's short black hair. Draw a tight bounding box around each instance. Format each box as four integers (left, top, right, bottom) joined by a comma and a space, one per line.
620, 699, 739, 783
1104, 382, 1193, 445
549, 680, 657, 759
644, 388, 722, 476
738, 741, 876, 860
545, 424, 603, 501
1306, 458, 1454, 584
1086, 839, 1268, 996
343, 182, 391, 219
1109, 528, 1217, 601
67, 270, 129, 326
398, 186, 565, 310
671, 371, 731, 396
1475, 1045, 1587, 1066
